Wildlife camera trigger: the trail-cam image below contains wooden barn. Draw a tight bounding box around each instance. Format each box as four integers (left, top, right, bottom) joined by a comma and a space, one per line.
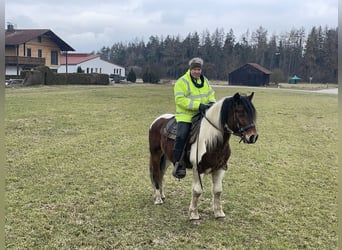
228, 63, 272, 86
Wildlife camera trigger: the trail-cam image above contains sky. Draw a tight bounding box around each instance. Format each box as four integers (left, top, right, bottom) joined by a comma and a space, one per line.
5, 0, 338, 53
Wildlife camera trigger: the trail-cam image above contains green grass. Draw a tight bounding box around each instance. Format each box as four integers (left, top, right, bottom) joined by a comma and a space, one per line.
5, 84, 337, 249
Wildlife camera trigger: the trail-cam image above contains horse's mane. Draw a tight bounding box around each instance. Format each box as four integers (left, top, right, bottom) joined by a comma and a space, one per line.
219, 94, 257, 128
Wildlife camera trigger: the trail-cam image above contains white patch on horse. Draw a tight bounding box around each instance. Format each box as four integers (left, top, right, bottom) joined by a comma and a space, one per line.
149, 113, 174, 129
189, 100, 224, 166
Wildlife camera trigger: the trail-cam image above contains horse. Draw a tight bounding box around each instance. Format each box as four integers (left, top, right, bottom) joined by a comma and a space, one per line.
148, 92, 258, 221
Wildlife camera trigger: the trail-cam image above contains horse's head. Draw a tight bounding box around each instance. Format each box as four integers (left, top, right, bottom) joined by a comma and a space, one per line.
221, 92, 258, 144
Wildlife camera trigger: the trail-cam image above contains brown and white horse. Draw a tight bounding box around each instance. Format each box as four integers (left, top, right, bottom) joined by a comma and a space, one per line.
148, 92, 258, 221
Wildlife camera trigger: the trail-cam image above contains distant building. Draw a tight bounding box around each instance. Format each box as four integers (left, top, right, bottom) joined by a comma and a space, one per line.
5, 24, 74, 75
58, 53, 125, 78
228, 63, 272, 86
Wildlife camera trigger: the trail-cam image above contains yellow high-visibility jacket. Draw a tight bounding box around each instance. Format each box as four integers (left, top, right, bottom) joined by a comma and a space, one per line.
174, 70, 216, 122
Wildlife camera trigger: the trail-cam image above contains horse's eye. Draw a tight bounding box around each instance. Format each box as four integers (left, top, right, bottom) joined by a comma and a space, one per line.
236, 110, 245, 117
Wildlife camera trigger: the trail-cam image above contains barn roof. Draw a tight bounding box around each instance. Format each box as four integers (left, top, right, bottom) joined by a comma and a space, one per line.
245, 63, 272, 74
60, 53, 99, 65
5, 29, 75, 51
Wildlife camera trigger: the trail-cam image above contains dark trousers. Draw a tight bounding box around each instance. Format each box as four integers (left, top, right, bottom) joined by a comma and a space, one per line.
173, 122, 191, 164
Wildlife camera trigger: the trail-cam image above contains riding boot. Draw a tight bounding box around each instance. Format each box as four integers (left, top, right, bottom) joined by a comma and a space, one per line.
172, 122, 190, 179
172, 149, 186, 179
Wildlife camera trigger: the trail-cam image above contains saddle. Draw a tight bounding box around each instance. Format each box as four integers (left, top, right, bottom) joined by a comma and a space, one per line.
162, 113, 203, 166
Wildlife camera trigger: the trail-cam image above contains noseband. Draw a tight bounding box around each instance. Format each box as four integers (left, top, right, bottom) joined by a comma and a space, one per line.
235, 123, 256, 143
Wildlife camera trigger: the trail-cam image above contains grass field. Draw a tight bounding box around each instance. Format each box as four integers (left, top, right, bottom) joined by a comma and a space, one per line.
5, 84, 337, 249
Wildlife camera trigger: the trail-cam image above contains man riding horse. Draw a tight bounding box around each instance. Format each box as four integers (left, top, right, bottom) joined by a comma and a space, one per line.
172, 57, 216, 179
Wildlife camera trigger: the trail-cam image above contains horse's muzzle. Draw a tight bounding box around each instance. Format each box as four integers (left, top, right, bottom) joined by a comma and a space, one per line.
246, 134, 258, 144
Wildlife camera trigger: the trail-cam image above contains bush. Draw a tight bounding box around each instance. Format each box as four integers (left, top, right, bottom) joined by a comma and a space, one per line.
127, 69, 136, 83
54, 73, 109, 85
22, 66, 109, 85
142, 68, 160, 84
77, 66, 84, 73
270, 68, 285, 84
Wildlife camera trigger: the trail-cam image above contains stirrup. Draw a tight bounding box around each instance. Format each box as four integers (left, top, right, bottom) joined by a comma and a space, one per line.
172, 162, 186, 179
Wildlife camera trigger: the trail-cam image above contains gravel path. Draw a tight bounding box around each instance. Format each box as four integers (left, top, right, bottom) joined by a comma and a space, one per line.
213, 85, 338, 95
315, 88, 338, 94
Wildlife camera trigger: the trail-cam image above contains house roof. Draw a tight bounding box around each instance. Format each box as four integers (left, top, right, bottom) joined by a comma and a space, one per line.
246, 63, 272, 74
5, 29, 75, 51
60, 53, 125, 69
60, 53, 99, 65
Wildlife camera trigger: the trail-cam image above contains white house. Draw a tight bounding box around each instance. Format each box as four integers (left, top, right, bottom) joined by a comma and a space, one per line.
58, 53, 125, 78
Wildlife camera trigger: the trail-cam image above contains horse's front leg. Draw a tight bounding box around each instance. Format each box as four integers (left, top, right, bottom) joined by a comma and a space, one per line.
189, 168, 203, 221
212, 169, 226, 219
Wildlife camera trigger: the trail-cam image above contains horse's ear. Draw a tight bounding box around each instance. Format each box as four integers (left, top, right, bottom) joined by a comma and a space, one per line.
248, 92, 254, 101
233, 92, 240, 102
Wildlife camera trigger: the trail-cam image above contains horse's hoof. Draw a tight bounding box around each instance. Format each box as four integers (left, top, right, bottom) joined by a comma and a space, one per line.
189, 212, 200, 221
154, 199, 163, 205
190, 219, 201, 226
215, 216, 225, 221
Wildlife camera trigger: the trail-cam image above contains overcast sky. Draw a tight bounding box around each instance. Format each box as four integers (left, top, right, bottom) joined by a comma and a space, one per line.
5, 0, 338, 53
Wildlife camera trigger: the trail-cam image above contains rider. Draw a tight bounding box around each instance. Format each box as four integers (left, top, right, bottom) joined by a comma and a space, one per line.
172, 57, 216, 179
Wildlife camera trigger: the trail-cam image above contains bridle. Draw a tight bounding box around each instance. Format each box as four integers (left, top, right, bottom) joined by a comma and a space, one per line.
203, 109, 256, 143
235, 122, 256, 143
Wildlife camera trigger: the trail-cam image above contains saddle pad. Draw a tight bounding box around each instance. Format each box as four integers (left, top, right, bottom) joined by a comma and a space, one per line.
162, 114, 203, 143
163, 117, 177, 140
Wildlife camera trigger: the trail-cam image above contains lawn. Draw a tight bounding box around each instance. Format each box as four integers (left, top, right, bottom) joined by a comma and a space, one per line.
5, 84, 338, 249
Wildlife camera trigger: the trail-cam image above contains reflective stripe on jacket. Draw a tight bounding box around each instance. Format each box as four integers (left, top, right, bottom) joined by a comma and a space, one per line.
174, 70, 216, 122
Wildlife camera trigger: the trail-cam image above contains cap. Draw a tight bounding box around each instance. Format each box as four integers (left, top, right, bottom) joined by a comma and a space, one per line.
189, 57, 203, 70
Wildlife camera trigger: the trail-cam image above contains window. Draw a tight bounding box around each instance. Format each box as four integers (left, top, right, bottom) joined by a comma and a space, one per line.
27, 48, 32, 57
51, 51, 58, 65
38, 49, 42, 58
37, 36, 42, 43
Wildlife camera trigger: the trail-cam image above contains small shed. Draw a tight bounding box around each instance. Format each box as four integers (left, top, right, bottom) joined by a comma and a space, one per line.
228, 63, 272, 86
289, 75, 301, 84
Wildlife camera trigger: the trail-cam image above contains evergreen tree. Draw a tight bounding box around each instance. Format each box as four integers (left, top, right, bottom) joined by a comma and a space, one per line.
98, 25, 337, 83
127, 68, 136, 83
77, 66, 84, 73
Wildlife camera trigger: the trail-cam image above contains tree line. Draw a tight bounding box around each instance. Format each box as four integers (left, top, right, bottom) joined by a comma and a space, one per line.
97, 25, 338, 84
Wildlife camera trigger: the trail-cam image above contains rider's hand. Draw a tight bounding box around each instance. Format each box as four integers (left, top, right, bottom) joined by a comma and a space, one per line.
199, 104, 210, 114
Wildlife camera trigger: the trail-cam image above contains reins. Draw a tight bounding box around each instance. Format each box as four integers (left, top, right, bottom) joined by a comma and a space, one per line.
195, 113, 235, 191
203, 113, 235, 136
195, 102, 256, 190
195, 130, 203, 190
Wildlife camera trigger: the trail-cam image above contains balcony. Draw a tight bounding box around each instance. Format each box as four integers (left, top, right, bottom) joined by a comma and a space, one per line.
5, 56, 46, 67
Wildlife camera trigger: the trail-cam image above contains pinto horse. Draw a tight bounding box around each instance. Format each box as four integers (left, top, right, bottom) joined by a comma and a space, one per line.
148, 92, 258, 221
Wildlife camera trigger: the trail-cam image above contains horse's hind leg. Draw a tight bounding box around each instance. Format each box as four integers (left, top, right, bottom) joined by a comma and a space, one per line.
150, 153, 167, 205
212, 169, 226, 219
